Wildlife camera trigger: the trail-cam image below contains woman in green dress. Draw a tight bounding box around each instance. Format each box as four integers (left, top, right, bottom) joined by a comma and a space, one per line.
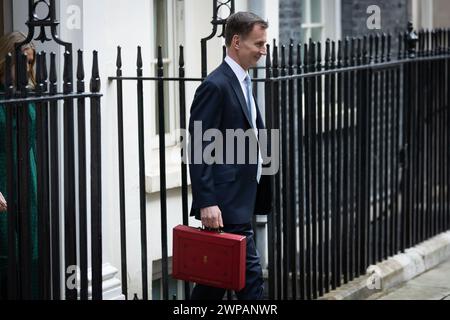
0, 31, 38, 299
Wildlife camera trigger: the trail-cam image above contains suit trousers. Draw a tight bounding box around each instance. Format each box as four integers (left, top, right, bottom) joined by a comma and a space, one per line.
190, 222, 264, 300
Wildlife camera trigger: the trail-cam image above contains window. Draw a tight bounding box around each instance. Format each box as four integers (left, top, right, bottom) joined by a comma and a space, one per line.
154, 0, 171, 135
300, 0, 341, 44
300, 0, 325, 43
147, 0, 186, 192
151, 0, 185, 146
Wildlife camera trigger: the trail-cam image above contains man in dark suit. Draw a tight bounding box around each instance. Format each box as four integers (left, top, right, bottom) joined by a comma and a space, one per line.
188, 12, 272, 300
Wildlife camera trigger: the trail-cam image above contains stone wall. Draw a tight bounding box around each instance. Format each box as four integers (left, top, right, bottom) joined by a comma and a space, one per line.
279, 0, 410, 54
341, 0, 410, 56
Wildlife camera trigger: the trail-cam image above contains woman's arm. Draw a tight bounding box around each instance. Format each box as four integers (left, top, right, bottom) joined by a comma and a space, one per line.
0, 192, 7, 212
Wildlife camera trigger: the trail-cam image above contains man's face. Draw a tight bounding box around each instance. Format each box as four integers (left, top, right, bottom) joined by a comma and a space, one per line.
236, 24, 267, 70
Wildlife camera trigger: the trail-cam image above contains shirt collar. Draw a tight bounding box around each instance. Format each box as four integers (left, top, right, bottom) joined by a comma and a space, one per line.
225, 55, 249, 83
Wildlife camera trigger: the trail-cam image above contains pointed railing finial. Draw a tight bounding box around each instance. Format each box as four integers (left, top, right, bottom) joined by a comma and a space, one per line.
4, 53, 14, 96
49, 52, 57, 95
137, 46, 143, 70
406, 21, 419, 58
63, 50, 73, 94
296, 43, 302, 70
77, 49, 85, 93
325, 39, 331, 68
266, 44, 271, 69
18, 53, 29, 95
116, 46, 122, 70
90, 51, 100, 93
179, 45, 185, 68
41, 51, 48, 92
35, 52, 43, 95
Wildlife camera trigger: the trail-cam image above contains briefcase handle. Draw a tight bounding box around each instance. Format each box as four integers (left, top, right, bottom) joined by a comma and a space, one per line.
199, 226, 224, 234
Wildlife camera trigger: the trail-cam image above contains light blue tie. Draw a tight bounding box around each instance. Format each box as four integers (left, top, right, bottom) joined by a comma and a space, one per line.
244, 75, 253, 124
245, 75, 262, 183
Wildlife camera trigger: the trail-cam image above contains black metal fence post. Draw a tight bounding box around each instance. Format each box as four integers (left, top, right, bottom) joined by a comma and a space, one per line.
136, 46, 148, 300
288, 41, 297, 300
303, 42, 312, 299
178, 45, 191, 300
280, 44, 289, 299
336, 40, 343, 287
90, 51, 103, 300
358, 36, 369, 275
373, 34, 381, 263
446, 29, 450, 231
76, 49, 88, 301
17, 52, 32, 300
48, 51, 61, 300
264, 44, 276, 300
316, 42, 324, 296
323, 39, 331, 291
330, 41, 338, 290
62, 49, 77, 301
157, 46, 169, 301
5, 53, 19, 300
296, 42, 306, 299
354, 37, 362, 278
35, 51, 51, 300
272, 41, 282, 300
115, 46, 128, 299
349, 38, 357, 280
395, 34, 403, 255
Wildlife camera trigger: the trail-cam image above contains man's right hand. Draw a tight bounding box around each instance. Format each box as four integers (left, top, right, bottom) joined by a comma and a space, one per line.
0, 192, 7, 213
200, 206, 224, 229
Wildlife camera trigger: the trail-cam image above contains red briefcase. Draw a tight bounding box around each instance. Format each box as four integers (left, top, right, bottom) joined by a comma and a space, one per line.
172, 225, 246, 291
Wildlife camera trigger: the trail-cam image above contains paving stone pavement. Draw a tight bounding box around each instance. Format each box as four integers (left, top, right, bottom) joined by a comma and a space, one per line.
370, 258, 450, 300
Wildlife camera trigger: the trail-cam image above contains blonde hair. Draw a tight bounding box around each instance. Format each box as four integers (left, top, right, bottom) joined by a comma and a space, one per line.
0, 31, 37, 88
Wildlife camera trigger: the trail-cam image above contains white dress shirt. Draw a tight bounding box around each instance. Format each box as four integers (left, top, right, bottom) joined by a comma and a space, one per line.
224, 56, 263, 183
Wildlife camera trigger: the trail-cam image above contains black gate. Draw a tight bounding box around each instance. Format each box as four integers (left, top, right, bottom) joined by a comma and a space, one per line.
0, 0, 103, 300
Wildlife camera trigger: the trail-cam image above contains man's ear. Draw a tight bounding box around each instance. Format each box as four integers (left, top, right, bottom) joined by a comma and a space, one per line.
232, 35, 240, 50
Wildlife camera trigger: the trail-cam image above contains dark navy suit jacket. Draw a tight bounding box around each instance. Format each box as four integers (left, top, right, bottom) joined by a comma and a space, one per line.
189, 61, 272, 225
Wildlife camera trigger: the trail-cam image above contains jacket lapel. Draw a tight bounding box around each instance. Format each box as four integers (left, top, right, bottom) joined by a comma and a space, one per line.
255, 100, 266, 130
221, 62, 254, 128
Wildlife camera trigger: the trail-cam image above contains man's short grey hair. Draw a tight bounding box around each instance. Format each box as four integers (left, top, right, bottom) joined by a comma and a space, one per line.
225, 12, 268, 47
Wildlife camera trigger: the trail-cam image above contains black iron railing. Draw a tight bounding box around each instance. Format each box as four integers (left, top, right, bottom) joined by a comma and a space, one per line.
109, 23, 450, 300
1, 50, 102, 300
0, 0, 103, 300
263, 25, 450, 299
